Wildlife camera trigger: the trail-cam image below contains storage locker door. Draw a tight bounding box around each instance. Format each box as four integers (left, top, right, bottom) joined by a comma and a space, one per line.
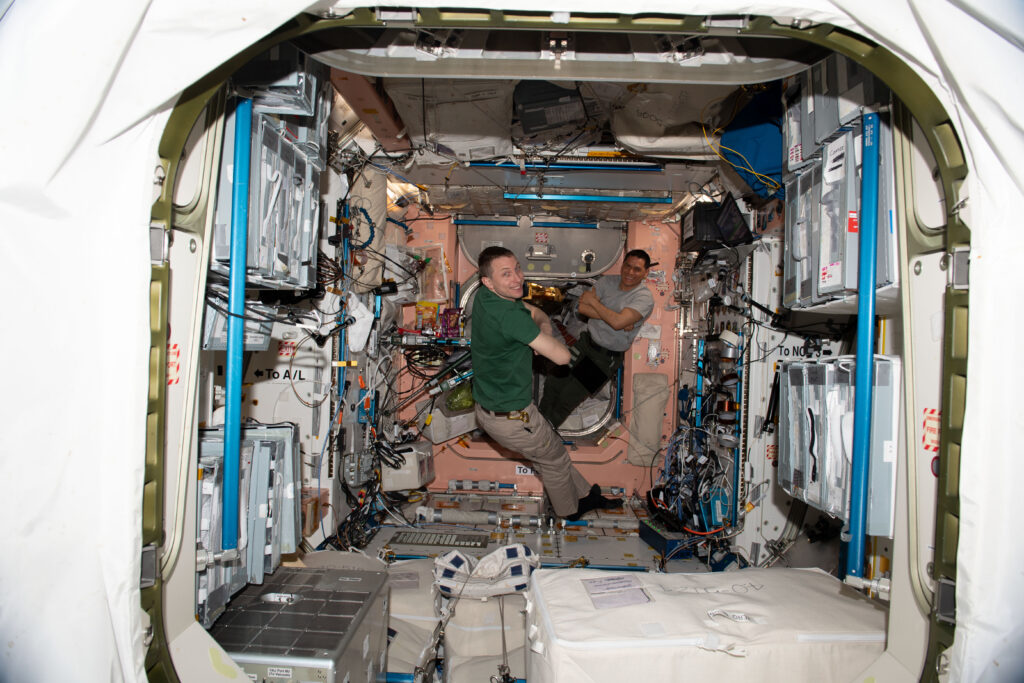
786, 364, 809, 500
799, 69, 817, 163
812, 57, 840, 146
867, 357, 900, 538
782, 175, 801, 308
794, 163, 822, 306
778, 362, 795, 494
804, 363, 828, 510
875, 114, 898, 289
818, 131, 855, 298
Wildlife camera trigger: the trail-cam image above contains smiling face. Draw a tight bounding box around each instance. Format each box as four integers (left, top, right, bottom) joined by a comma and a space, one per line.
619, 255, 650, 290
481, 254, 525, 301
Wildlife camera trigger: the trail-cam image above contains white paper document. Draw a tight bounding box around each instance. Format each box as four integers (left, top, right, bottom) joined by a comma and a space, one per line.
582, 575, 652, 609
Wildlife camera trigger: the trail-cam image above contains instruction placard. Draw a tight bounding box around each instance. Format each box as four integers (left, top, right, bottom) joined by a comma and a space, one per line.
582, 575, 651, 609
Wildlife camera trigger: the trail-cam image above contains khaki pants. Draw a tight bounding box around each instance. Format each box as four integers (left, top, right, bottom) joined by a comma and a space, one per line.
474, 402, 591, 517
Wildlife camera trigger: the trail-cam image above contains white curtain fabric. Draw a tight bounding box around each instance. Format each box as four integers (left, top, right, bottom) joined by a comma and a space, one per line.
0, 1, 1020, 681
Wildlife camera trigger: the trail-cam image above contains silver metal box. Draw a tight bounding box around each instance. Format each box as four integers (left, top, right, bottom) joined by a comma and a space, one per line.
210, 567, 390, 683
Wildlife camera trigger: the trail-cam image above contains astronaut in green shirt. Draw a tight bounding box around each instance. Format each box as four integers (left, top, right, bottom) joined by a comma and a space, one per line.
471, 246, 621, 520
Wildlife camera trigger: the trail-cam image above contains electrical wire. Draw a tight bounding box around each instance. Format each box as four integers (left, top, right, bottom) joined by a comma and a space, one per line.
287, 333, 335, 408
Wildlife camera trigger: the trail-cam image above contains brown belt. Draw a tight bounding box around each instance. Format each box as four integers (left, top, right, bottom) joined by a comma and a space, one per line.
482, 407, 530, 423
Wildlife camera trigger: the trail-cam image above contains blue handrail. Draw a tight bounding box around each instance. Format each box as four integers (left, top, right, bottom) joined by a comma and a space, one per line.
222, 98, 252, 550
846, 112, 880, 578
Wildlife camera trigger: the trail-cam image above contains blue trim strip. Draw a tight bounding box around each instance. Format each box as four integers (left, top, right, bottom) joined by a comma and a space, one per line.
846, 113, 880, 579
533, 221, 597, 229
454, 218, 600, 229
470, 161, 661, 172
615, 364, 624, 419
222, 98, 252, 551
453, 219, 519, 226
503, 192, 672, 204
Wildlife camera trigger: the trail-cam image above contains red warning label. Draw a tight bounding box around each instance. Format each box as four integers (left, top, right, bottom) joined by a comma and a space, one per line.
166, 343, 181, 386
922, 408, 941, 452
847, 211, 859, 233
278, 341, 297, 358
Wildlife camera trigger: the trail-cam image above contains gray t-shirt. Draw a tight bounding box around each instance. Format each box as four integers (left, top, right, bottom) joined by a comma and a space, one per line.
586, 275, 655, 352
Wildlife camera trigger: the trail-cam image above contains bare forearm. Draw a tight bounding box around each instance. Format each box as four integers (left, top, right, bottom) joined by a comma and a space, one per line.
528, 332, 571, 365
524, 302, 554, 336
581, 294, 640, 330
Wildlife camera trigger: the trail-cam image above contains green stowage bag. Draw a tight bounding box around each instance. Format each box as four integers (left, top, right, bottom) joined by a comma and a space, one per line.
446, 382, 475, 412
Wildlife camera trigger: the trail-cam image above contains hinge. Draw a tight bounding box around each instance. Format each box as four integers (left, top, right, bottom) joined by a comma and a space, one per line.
150, 223, 169, 265
950, 246, 969, 290
375, 7, 417, 25
140, 544, 158, 589
706, 15, 750, 30
935, 576, 956, 624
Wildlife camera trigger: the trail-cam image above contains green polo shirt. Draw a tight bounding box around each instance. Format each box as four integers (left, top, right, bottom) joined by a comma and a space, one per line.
470, 287, 539, 411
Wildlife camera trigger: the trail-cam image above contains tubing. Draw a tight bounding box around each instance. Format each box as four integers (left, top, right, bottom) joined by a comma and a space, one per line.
418, 508, 499, 525
731, 333, 743, 528
222, 98, 252, 550
846, 113, 880, 578
693, 339, 706, 525
447, 480, 517, 492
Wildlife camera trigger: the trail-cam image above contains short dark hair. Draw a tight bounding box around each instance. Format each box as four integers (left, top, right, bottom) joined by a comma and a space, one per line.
624, 249, 652, 269
478, 246, 515, 278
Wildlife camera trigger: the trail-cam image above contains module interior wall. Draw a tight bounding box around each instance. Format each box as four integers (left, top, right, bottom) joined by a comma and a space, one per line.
391, 216, 677, 497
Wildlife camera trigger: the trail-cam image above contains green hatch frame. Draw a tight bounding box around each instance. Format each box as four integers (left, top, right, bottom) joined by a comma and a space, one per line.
144, 9, 966, 681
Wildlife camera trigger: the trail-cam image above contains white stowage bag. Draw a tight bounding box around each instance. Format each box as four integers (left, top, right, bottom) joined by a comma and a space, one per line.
433, 544, 538, 660
445, 646, 527, 683
526, 567, 887, 683
387, 559, 443, 675
445, 594, 527, 659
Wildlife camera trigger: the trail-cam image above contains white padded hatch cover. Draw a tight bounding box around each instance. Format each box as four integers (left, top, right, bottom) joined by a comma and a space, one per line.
526, 567, 886, 683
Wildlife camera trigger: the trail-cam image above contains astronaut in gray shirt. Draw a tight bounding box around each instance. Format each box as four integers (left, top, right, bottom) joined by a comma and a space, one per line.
539, 249, 654, 428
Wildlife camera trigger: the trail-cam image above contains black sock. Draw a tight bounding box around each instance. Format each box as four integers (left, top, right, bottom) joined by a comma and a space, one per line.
565, 486, 599, 521
588, 484, 623, 509
566, 485, 614, 521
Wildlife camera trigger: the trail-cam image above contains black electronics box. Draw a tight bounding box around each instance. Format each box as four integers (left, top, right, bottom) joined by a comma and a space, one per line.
514, 81, 586, 136
639, 518, 693, 560
680, 195, 752, 252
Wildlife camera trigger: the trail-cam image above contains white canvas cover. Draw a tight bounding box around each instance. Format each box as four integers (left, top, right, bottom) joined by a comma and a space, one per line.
0, 1, 1021, 681
388, 559, 443, 674
526, 567, 886, 683
445, 647, 527, 683
445, 594, 528, 657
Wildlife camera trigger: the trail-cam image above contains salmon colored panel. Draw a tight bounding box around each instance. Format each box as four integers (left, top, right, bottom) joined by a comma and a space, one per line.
397, 211, 680, 498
